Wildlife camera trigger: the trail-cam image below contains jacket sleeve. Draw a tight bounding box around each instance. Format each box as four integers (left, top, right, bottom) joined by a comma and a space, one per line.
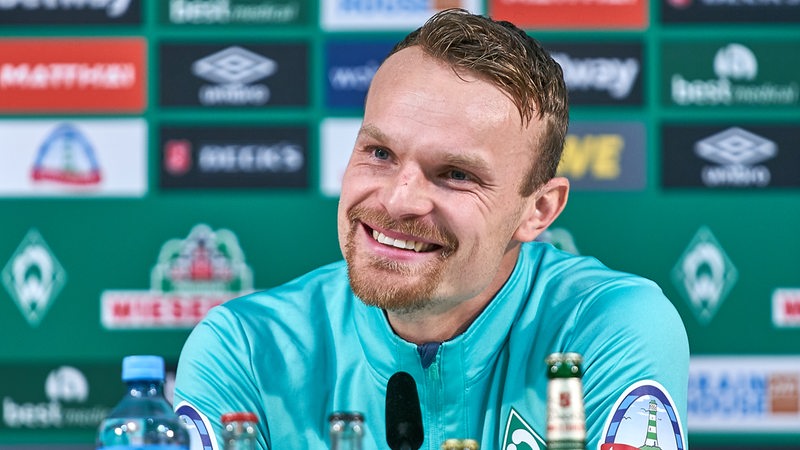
570, 279, 690, 450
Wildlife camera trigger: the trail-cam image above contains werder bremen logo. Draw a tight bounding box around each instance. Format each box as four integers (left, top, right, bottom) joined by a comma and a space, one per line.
671, 226, 738, 325
503, 407, 546, 450
2, 229, 67, 327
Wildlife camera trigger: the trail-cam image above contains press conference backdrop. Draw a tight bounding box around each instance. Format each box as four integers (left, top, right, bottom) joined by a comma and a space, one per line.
0, 0, 798, 448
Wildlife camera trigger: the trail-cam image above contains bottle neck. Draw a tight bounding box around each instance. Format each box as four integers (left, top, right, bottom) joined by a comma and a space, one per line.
126, 379, 164, 398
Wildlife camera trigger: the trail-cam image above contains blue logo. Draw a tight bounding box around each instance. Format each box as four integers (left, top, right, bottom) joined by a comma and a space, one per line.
600, 381, 685, 450
176, 402, 218, 450
325, 40, 395, 109
31, 123, 102, 185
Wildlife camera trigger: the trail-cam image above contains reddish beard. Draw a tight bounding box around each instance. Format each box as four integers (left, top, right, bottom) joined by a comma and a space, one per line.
343, 205, 458, 312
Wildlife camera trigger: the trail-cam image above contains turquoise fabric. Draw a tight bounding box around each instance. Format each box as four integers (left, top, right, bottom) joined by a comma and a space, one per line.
174, 241, 689, 450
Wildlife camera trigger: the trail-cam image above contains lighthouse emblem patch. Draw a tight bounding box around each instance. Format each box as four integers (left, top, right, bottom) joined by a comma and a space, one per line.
598, 380, 685, 450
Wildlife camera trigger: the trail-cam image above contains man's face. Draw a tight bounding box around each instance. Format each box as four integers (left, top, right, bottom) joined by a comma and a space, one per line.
337, 46, 541, 315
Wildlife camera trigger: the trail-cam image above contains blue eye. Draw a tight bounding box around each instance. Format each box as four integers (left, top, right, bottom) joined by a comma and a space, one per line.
373, 148, 390, 160
449, 170, 469, 181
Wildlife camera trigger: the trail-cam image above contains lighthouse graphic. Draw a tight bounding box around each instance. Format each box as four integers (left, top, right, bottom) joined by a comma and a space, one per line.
31, 123, 102, 185
639, 399, 661, 450
599, 382, 684, 450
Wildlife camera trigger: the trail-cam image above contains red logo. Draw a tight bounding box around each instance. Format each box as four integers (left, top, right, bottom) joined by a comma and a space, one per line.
600, 445, 639, 450
0, 38, 146, 113
667, 0, 693, 8
559, 392, 571, 407
164, 140, 193, 176
773, 289, 800, 327
489, 0, 648, 29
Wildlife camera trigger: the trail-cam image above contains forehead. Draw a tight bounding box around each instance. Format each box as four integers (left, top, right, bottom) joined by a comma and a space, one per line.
362, 47, 540, 165
368, 47, 518, 123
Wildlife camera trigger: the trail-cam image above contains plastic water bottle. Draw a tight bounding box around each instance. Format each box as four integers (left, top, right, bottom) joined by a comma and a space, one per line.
96, 355, 190, 449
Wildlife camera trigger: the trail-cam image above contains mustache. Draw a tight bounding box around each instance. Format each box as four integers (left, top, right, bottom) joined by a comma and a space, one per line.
347, 205, 459, 252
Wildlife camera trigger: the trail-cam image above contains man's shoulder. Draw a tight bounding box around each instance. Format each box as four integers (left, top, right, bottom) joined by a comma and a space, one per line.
522, 240, 661, 292
184, 259, 355, 362
518, 241, 672, 323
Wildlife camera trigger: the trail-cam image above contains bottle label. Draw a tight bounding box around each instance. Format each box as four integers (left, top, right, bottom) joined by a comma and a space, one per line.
546, 378, 586, 442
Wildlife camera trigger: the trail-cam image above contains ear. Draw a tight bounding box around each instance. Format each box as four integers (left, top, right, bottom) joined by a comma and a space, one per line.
513, 176, 569, 242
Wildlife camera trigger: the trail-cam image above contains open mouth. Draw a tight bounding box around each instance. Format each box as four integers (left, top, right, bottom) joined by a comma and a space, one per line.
370, 229, 440, 253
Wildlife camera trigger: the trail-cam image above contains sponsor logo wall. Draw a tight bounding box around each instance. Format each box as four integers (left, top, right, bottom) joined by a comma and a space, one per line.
661, 0, 800, 23
0, 39, 147, 113
662, 40, 800, 108
689, 356, 800, 433
661, 124, 800, 189
0, 119, 148, 197
159, 42, 310, 108
159, 125, 309, 189
558, 121, 647, 191
0, 0, 142, 25
1, 0, 798, 448
545, 41, 645, 107
160, 0, 309, 25
490, 0, 648, 29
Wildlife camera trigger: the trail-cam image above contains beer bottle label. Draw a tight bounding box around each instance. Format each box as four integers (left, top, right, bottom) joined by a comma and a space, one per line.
546, 378, 586, 442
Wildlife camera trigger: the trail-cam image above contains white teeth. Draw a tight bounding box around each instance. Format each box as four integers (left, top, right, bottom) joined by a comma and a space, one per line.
372, 230, 433, 252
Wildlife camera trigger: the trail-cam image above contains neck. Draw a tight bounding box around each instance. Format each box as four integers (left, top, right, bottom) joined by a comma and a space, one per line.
386, 300, 484, 344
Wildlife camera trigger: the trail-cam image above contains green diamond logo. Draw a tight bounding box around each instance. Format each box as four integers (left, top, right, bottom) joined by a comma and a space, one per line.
502, 407, 544, 450
2, 229, 67, 327
671, 226, 737, 325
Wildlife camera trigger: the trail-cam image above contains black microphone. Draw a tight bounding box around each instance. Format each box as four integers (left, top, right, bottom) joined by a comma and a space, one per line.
385, 371, 424, 450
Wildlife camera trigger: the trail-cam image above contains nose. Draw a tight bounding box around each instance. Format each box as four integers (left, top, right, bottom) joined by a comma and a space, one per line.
379, 165, 434, 219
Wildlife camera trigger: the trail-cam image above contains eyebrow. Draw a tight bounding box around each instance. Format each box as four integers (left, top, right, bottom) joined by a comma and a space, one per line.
443, 153, 491, 174
357, 124, 388, 142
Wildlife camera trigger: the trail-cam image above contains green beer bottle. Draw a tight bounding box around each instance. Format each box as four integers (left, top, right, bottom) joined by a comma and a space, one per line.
545, 352, 586, 450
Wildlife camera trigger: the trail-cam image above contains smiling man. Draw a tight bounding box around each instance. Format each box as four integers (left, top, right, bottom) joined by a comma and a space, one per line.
174, 9, 689, 450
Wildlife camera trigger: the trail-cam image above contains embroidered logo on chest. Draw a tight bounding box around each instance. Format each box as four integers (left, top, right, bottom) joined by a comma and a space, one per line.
502, 407, 546, 450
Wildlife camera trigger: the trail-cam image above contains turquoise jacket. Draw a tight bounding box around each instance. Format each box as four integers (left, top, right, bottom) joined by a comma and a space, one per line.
174, 241, 689, 450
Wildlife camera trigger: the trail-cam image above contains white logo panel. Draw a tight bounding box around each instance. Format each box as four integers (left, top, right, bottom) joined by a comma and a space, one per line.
320, 117, 361, 197
321, 0, 484, 31
0, 119, 147, 197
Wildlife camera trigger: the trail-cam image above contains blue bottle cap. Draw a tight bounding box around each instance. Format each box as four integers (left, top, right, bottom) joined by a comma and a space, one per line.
121, 355, 165, 381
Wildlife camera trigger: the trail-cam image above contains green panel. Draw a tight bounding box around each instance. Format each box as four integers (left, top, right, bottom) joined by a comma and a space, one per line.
661, 38, 800, 109
158, 0, 313, 26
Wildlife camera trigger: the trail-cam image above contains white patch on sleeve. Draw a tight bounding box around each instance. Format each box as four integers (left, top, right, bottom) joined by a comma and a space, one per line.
176, 400, 219, 450
597, 380, 685, 450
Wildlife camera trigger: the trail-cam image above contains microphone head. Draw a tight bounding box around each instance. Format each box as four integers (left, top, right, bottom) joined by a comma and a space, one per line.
385, 371, 424, 450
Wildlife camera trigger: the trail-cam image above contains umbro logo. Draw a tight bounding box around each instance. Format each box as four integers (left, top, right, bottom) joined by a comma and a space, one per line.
695, 127, 776, 166
192, 46, 277, 85
694, 127, 776, 187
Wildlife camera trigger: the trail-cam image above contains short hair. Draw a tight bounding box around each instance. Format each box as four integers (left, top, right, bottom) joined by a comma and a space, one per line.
388, 8, 569, 196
